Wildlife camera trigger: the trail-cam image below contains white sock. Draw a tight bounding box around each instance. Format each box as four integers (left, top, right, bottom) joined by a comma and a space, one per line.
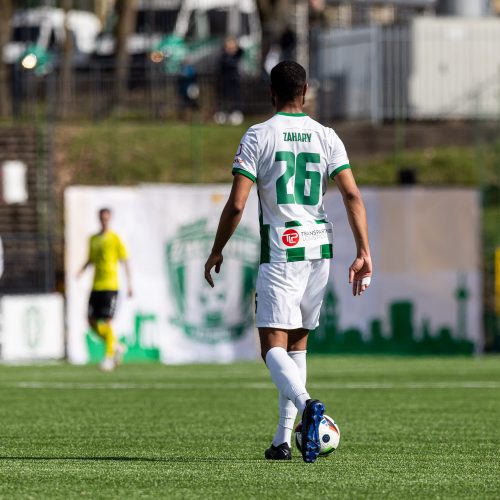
265, 347, 310, 417
272, 350, 307, 447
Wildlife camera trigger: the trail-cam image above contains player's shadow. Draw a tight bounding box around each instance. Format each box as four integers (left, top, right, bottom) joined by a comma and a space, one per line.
0, 456, 292, 463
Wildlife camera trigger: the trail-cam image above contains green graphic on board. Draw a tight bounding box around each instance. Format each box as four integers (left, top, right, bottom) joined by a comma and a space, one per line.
23, 306, 42, 349
309, 274, 475, 355
166, 218, 259, 345
86, 313, 160, 363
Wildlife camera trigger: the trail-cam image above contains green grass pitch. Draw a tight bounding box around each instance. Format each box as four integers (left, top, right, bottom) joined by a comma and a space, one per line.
1, 356, 499, 499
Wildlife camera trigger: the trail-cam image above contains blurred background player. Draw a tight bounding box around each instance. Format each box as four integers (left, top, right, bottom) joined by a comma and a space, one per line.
205, 61, 372, 463
77, 208, 132, 371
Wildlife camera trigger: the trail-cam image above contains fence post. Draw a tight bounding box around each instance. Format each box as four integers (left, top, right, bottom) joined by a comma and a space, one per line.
370, 26, 382, 125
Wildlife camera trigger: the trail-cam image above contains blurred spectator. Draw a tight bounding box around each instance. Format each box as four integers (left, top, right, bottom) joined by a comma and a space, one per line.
279, 25, 296, 61
177, 58, 199, 121
215, 37, 244, 125
264, 44, 280, 75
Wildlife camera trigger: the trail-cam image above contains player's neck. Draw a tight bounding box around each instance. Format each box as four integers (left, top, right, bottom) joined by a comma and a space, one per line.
275, 100, 304, 116
276, 107, 304, 115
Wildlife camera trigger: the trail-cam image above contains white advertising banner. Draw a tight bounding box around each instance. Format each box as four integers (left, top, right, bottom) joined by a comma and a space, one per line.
65, 185, 260, 364
1, 294, 65, 361
310, 188, 482, 355
65, 185, 482, 364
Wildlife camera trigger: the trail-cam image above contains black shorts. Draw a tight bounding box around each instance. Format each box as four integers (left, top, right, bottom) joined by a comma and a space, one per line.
88, 291, 118, 320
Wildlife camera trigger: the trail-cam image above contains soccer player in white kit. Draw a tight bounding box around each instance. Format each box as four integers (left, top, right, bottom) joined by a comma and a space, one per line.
205, 61, 372, 463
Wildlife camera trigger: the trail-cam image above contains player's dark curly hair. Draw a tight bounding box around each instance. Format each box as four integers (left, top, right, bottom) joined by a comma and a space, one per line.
270, 61, 307, 103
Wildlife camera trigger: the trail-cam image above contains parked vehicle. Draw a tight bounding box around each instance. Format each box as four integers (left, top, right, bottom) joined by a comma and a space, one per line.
3, 7, 101, 75
150, 0, 261, 75
93, 0, 181, 73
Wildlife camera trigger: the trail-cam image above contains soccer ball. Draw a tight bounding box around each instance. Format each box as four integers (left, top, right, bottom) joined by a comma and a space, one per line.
295, 415, 340, 456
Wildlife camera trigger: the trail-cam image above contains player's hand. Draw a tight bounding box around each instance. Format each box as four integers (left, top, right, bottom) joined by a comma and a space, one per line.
349, 254, 372, 296
204, 252, 223, 288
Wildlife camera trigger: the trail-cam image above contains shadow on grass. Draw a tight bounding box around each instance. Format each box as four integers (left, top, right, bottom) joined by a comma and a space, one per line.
0, 456, 300, 464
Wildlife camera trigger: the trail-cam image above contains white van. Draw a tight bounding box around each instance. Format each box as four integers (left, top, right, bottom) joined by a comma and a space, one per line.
3, 7, 101, 73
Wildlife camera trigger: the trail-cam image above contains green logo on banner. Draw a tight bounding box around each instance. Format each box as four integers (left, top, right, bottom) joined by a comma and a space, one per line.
23, 306, 42, 349
166, 219, 259, 344
86, 313, 160, 363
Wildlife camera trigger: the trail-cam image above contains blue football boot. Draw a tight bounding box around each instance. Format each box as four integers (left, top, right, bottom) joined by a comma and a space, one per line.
301, 399, 325, 463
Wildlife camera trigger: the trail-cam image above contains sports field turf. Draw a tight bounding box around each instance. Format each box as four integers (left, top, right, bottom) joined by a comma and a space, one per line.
1, 356, 499, 499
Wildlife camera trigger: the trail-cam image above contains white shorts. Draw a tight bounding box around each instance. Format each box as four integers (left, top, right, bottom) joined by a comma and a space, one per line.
255, 259, 330, 330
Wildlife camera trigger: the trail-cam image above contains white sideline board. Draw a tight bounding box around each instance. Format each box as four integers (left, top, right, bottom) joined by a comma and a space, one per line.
0, 294, 65, 361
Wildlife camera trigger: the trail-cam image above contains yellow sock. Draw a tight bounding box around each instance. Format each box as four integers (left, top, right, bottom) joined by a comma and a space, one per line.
95, 321, 116, 358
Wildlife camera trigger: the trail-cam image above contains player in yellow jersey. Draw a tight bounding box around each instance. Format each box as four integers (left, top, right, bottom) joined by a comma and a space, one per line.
77, 208, 132, 371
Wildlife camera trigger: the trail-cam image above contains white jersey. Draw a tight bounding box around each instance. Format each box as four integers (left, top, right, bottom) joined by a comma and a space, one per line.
232, 112, 350, 263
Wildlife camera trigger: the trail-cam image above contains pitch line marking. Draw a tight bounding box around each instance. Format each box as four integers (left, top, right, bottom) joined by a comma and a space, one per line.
1, 381, 500, 390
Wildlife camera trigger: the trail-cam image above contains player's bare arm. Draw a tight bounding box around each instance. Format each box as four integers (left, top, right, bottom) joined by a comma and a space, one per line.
204, 173, 254, 288
334, 168, 372, 296
122, 259, 133, 297
76, 260, 90, 279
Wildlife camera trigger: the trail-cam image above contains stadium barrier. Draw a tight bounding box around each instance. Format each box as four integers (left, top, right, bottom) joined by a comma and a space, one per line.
65, 185, 482, 365
0, 293, 64, 362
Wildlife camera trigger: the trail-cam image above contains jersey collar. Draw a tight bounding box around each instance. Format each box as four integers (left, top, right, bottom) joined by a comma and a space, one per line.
276, 112, 307, 117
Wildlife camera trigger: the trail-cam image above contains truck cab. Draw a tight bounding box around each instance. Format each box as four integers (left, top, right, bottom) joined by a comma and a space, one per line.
150, 0, 261, 75
94, 0, 181, 73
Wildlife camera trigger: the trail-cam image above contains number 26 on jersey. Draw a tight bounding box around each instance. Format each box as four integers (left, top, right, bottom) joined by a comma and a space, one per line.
275, 151, 321, 206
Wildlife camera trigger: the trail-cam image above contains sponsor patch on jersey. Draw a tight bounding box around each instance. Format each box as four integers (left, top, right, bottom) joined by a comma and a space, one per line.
277, 222, 333, 251
282, 229, 300, 247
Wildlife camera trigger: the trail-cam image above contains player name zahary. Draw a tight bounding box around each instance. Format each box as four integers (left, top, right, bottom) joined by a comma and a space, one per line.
283, 132, 311, 143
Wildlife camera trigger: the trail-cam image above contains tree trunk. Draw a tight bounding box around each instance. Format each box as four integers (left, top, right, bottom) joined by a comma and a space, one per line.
257, 0, 295, 56
60, 0, 74, 118
0, 0, 13, 118
114, 0, 137, 111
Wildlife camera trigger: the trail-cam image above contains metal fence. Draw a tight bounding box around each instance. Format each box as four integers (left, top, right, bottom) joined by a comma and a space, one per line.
0, 125, 55, 294
6, 16, 500, 123
9, 63, 273, 122
312, 18, 500, 123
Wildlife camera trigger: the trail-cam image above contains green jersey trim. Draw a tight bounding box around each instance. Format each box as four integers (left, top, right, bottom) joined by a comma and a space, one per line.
260, 224, 271, 264
232, 168, 256, 183
285, 219, 329, 227
286, 247, 306, 262
276, 112, 308, 117
321, 243, 333, 259
330, 164, 351, 179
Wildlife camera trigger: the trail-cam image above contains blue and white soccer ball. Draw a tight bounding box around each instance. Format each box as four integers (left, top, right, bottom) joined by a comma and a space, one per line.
295, 415, 340, 456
